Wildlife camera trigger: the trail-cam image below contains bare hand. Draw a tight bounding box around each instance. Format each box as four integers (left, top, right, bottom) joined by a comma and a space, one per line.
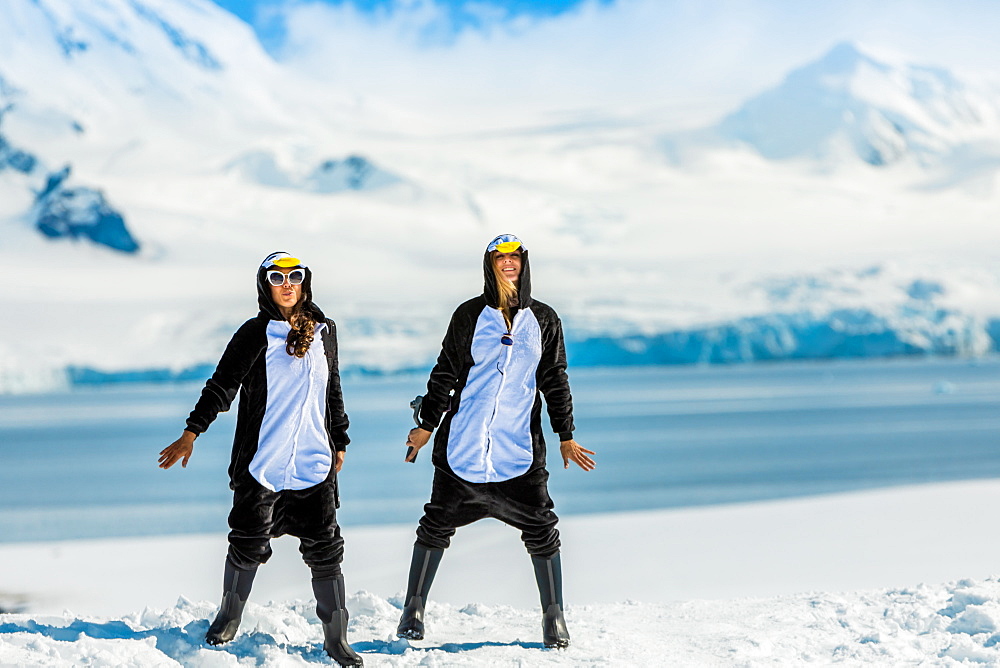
405, 427, 432, 462
335, 450, 346, 473
560, 439, 596, 471
159, 430, 196, 469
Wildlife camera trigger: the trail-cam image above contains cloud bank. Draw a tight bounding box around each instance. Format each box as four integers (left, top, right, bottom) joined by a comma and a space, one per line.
261, 0, 1000, 128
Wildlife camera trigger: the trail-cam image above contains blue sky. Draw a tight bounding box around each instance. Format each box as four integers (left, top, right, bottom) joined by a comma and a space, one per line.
214, 0, 600, 20
211, 0, 610, 46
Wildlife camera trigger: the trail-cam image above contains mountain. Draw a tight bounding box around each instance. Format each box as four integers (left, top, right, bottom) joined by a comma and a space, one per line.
0, 0, 289, 141
1, 101, 138, 253
0, 0, 410, 254
226, 152, 402, 193
716, 42, 1000, 167
0, 0, 388, 186
1, 3, 999, 392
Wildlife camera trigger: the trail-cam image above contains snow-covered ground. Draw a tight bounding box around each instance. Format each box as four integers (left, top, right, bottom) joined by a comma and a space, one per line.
4, 480, 1000, 665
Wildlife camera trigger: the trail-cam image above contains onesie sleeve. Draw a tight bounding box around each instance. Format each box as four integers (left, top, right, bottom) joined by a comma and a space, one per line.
185, 319, 264, 435
418, 305, 471, 431
537, 308, 575, 440
323, 319, 351, 450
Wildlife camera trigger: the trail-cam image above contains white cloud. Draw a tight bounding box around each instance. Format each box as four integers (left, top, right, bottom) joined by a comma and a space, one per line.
250, 0, 1000, 128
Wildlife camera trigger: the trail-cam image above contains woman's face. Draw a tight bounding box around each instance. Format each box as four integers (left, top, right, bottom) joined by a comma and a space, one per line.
493, 250, 522, 283
269, 268, 302, 313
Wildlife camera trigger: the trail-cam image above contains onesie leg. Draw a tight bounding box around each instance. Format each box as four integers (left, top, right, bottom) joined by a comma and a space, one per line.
415, 469, 489, 550
492, 469, 561, 558
227, 479, 277, 570
284, 476, 345, 575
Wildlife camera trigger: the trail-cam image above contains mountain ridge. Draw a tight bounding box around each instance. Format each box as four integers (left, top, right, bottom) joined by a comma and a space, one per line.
716, 41, 1000, 168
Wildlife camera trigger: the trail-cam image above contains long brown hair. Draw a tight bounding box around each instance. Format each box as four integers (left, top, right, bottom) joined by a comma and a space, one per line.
491, 251, 519, 329
285, 297, 316, 358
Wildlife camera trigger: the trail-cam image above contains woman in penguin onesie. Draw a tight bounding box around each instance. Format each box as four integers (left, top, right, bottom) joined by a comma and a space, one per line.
158, 252, 364, 667
397, 233, 597, 649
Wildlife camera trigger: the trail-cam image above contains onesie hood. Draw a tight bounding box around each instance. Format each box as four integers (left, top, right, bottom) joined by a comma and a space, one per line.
256, 251, 325, 322
483, 233, 532, 309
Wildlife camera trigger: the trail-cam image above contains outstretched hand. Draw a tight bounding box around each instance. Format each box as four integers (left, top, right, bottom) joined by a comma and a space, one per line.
560, 439, 596, 471
404, 427, 432, 462
159, 430, 196, 469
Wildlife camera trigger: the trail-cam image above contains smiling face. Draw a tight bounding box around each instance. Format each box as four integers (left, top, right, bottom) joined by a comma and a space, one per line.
493, 250, 522, 284
268, 267, 302, 317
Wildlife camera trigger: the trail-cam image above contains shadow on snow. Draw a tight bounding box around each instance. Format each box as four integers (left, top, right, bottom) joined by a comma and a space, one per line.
0, 618, 547, 661
360, 637, 547, 654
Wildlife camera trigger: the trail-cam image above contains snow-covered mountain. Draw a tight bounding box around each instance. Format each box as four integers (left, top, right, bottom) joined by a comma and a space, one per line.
226, 151, 402, 193
0, 0, 396, 214
717, 41, 1000, 168
2, 2, 1000, 392
0, 0, 305, 146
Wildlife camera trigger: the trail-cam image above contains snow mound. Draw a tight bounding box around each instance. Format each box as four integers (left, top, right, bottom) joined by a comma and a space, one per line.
7, 580, 1000, 665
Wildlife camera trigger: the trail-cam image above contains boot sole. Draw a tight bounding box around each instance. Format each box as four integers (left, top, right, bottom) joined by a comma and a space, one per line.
396, 629, 424, 640
205, 620, 240, 646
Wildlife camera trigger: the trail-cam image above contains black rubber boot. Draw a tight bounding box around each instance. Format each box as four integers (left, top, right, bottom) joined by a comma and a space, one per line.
396, 543, 444, 640
312, 574, 364, 667
532, 552, 570, 649
206, 558, 257, 645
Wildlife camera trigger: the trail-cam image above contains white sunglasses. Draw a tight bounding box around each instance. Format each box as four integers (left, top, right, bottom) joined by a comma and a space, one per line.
266, 269, 305, 286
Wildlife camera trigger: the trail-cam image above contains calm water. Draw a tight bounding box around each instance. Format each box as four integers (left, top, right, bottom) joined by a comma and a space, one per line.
1, 357, 998, 543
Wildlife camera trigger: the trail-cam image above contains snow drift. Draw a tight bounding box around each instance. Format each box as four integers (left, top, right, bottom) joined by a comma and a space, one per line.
8, 580, 1000, 666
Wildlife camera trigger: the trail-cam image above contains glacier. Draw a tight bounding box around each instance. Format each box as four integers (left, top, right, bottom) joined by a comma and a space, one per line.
568, 309, 999, 367
47, 255, 1000, 388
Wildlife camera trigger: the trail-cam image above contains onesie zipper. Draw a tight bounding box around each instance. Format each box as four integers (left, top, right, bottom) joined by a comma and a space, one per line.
282, 328, 319, 489
484, 309, 517, 479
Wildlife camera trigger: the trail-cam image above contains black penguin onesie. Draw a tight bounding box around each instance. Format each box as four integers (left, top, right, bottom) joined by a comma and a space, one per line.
413, 237, 575, 558
184, 256, 350, 576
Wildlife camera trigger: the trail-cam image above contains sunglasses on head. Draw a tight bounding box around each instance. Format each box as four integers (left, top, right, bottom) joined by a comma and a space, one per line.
266, 268, 305, 286
487, 234, 524, 254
